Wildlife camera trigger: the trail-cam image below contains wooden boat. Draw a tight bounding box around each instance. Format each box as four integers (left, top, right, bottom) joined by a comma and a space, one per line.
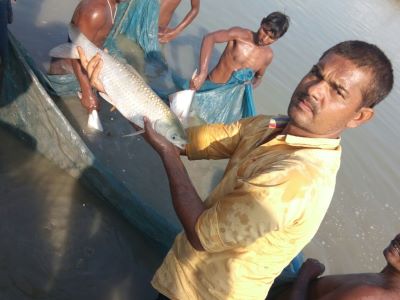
0, 31, 226, 252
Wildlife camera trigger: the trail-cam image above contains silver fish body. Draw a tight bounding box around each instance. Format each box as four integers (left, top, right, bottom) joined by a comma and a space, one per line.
51, 25, 187, 149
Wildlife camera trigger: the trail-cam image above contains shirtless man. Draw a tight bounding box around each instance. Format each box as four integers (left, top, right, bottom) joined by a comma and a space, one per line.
49, 0, 126, 114
158, 0, 200, 43
190, 11, 289, 90
268, 233, 400, 300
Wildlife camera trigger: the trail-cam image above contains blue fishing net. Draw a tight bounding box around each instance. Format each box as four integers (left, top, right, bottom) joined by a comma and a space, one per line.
105, 0, 160, 55
173, 68, 256, 124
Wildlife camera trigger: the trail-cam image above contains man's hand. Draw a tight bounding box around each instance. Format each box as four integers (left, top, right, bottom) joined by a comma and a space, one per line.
80, 92, 100, 112
77, 46, 106, 93
299, 258, 325, 279
189, 72, 207, 90
158, 27, 179, 44
131, 117, 180, 157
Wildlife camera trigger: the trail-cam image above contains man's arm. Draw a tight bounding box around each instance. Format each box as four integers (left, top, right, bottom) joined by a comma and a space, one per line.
141, 118, 205, 251
190, 27, 249, 90
285, 259, 325, 300
70, 3, 107, 112
158, 0, 200, 43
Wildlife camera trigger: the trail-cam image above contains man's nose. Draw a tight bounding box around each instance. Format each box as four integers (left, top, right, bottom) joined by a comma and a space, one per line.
307, 79, 328, 102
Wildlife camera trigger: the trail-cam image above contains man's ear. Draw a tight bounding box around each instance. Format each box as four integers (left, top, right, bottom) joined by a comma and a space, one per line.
346, 107, 374, 128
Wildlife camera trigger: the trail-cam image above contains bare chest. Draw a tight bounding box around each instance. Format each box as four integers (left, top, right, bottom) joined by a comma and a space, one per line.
226, 41, 267, 69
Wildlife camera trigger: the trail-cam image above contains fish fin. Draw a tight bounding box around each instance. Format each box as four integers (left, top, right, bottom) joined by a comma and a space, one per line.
98, 92, 115, 106
87, 110, 104, 132
110, 106, 117, 112
49, 43, 79, 59
122, 129, 145, 138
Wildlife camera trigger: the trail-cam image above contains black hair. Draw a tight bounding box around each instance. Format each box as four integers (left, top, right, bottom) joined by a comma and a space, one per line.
320, 41, 394, 107
261, 12, 290, 39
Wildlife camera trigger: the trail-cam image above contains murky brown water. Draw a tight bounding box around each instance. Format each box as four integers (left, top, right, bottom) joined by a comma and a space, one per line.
5, 0, 400, 290
0, 125, 163, 299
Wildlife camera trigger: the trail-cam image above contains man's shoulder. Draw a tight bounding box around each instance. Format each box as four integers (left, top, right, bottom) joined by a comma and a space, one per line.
332, 284, 390, 299
76, 0, 108, 15
224, 26, 253, 40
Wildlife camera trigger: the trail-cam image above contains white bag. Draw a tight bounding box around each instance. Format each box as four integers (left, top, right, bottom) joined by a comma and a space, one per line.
169, 89, 195, 128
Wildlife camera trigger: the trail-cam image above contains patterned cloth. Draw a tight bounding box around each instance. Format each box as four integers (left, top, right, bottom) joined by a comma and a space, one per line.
105, 0, 160, 56
174, 68, 256, 124
152, 115, 341, 300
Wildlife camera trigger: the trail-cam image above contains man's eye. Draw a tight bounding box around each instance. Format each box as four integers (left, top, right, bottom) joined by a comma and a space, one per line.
335, 89, 344, 97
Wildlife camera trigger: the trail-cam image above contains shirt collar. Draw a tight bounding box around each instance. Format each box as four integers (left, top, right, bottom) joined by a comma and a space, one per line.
266, 116, 341, 150
281, 134, 341, 149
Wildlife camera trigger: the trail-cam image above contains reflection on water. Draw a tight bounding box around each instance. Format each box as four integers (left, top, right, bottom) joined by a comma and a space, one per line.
7, 0, 400, 276
0, 125, 162, 299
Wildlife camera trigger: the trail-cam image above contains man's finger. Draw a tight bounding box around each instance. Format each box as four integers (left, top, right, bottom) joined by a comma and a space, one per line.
86, 53, 100, 75
77, 46, 88, 69
90, 59, 103, 88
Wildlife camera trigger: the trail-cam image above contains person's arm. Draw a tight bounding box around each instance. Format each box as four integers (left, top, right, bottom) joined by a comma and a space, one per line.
190, 27, 248, 90
286, 259, 325, 300
140, 117, 205, 250
158, 0, 200, 43
76, 50, 251, 251
70, 3, 106, 112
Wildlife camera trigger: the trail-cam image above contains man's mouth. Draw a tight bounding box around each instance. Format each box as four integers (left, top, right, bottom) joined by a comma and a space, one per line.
296, 97, 315, 114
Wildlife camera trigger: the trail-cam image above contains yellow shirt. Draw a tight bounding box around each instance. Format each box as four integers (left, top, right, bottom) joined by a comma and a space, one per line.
152, 115, 341, 300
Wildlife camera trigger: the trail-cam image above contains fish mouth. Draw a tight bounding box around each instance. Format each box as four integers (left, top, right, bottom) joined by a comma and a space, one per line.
176, 141, 187, 150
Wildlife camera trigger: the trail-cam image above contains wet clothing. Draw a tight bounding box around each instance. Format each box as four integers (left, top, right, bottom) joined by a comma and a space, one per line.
152, 115, 341, 300
105, 0, 160, 55
174, 68, 256, 124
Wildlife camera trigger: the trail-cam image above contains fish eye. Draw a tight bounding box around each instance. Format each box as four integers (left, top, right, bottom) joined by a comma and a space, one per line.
172, 135, 176, 140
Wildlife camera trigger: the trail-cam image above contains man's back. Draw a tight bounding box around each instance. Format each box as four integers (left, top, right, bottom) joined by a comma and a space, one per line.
48, 0, 114, 75
71, 0, 115, 47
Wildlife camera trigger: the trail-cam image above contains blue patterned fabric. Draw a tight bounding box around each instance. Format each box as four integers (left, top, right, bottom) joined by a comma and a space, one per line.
173, 68, 256, 124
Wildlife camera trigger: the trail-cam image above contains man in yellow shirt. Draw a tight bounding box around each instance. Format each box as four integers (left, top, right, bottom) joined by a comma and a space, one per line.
77, 41, 393, 299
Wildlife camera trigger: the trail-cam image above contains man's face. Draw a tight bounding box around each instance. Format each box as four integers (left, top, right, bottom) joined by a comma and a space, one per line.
256, 23, 277, 46
383, 233, 400, 272
287, 53, 373, 138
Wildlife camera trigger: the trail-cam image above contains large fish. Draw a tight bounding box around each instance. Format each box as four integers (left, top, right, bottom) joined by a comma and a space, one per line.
49, 24, 187, 149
